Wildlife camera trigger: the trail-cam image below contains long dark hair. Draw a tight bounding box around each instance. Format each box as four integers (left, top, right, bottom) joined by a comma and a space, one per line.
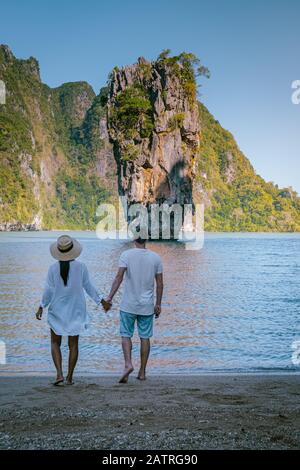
59, 260, 71, 286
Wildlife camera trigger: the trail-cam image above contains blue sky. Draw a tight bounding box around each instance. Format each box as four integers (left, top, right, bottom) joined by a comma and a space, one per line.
1, 0, 300, 192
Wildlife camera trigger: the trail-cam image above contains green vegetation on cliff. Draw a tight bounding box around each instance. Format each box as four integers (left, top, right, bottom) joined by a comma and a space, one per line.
110, 84, 154, 140
197, 103, 300, 231
157, 49, 210, 104
0, 45, 116, 229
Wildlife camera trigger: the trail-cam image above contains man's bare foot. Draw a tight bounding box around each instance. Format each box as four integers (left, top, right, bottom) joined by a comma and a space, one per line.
137, 371, 146, 381
65, 375, 74, 385
119, 366, 134, 383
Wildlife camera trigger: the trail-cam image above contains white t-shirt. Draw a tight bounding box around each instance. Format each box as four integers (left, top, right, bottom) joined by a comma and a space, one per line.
119, 248, 163, 315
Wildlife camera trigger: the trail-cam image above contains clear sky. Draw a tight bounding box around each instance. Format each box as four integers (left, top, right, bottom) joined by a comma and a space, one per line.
1, 0, 300, 192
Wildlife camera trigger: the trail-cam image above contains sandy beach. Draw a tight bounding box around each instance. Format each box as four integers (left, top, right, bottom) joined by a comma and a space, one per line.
0, 374, 300, 450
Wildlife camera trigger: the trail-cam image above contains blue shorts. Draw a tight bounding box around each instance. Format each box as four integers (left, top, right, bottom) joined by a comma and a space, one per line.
120, 311, 154, 339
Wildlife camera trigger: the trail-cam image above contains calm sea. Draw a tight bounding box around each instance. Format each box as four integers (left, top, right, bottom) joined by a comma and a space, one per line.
0, 231, 299, 374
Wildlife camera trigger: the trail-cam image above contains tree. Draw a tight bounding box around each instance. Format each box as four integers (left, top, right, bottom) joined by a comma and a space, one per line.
157, 49, 171, 61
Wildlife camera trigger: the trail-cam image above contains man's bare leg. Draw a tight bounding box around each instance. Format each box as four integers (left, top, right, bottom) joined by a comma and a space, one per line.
66, 335, 79, 384
119, 337, 134, 383
137, 338, 150, 380
50, 329, 63, 385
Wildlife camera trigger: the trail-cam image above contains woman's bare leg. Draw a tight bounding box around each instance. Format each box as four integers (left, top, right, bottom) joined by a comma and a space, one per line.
66, 335, 79, 384
50, 329, 63, 382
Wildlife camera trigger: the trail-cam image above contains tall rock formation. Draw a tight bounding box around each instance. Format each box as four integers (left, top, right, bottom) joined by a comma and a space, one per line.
106, 54, 208, 236
107, 57, 199, 208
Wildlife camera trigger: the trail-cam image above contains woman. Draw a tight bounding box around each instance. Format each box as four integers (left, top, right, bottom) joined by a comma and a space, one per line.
36, 235, 103, 385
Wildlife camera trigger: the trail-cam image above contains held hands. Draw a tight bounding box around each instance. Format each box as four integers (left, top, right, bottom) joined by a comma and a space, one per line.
36, 306, 43, 320
154, 304, 161, 318
101, 298, 112, 312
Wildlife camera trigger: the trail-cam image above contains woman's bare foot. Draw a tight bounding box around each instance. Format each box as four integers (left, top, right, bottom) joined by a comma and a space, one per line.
53, 375, 64, 386
119, 366, 134, 383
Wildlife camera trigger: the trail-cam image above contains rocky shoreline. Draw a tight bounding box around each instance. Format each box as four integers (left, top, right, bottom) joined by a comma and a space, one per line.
0, 222, 40, 232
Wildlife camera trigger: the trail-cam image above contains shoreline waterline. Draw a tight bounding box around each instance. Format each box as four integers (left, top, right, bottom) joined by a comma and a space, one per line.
1, 370, 300, 377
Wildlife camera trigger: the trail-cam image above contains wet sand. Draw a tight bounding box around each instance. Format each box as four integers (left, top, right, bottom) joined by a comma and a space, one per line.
0, 375, 300, 450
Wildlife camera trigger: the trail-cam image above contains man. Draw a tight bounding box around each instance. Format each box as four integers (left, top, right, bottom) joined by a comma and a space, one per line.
104, 237, 163, 383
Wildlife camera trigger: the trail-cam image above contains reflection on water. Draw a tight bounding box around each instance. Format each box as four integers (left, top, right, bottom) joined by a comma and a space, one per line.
0, 231, 300, 374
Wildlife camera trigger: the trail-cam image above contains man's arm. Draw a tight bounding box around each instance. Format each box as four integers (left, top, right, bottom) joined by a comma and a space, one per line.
154, 273, 163, 317
106, 267, 126, 303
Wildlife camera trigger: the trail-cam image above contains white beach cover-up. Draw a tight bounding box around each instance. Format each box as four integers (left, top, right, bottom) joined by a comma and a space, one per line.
41, 260, 101, 336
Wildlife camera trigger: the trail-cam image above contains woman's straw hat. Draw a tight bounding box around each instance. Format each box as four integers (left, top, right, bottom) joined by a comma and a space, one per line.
50, 235, 82, 261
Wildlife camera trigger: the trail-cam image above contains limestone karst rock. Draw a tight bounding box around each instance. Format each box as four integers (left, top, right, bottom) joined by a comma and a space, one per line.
107, 56, 201, 236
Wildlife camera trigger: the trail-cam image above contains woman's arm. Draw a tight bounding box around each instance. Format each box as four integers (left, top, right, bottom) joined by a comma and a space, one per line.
41, 267, 54, 308
36, 267, 54, 320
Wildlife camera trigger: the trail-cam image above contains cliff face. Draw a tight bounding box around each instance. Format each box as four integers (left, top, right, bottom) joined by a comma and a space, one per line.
0, 45, 117, 230
107, 57, 199, 211
1, 45, 300, 232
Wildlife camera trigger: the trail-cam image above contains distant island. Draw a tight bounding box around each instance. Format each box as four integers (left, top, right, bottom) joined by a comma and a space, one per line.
0, 45, 299, 232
